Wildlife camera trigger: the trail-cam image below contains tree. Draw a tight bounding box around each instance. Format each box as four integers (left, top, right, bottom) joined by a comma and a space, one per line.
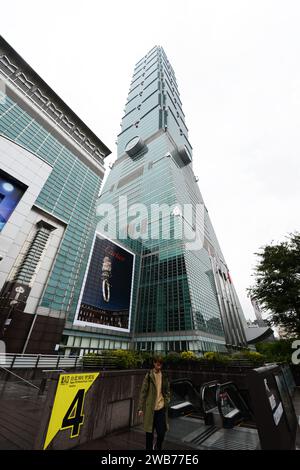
248, 232, 300, 337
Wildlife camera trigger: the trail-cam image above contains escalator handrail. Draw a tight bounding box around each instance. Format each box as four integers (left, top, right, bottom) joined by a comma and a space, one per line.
170, 378, 202, 398
170, 378, 204, 412
199, 380, 219, 414
219, 381, 252, 414
216, 381, 253, 421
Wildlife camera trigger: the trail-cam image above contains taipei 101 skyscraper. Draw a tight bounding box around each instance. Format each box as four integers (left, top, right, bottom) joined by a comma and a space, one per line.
98, 46, 248, 353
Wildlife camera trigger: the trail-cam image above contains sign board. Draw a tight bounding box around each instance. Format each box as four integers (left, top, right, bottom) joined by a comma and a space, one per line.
44, 372, 99, 450
74, 232, 135, 332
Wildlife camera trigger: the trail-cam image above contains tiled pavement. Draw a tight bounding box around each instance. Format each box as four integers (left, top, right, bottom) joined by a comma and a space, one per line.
0, 380, 45, 450
76, 388, 300, 451
74, 425, 195, 451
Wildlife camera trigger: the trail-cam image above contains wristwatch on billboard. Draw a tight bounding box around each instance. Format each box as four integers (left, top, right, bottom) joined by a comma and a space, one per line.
101, 256, 112, 302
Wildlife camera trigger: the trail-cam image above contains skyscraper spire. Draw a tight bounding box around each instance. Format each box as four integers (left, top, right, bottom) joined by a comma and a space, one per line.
118, 46, 192, 164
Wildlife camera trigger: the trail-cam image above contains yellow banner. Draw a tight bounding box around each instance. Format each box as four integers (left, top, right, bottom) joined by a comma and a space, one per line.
44, 372, 99, 450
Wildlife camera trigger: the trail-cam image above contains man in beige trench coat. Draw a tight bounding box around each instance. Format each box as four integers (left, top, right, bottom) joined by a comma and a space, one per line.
138, 355, 170, 450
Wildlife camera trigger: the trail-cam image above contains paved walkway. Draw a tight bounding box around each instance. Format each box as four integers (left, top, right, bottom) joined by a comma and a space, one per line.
0, 379, 45, 450
75, 426, 194, 451
76, 388, 300, 451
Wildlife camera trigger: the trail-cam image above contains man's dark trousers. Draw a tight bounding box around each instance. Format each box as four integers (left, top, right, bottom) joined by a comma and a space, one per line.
146, 408, 166, 450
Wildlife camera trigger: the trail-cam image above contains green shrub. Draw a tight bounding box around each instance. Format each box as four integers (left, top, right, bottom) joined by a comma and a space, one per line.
82, 350, 144, 369
111, 349, 142, 369
81, 352, 104, 366
256, 340, 294, 363
180, 351, 198, 361
138, 351, 154, 368
231, 350, 265, 364
202, 352, 231, 364
165, 351, 181, 364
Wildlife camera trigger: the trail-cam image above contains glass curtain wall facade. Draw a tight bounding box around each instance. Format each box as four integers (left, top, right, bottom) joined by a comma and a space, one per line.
0, 37, 111, 353
0, 93, 102, 313
98, 46, 247, 354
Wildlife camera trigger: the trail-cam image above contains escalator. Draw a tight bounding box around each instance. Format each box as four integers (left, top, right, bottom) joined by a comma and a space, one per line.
168, 378, 259, 450
170, 378, 253, 426
169, 378, 202, 418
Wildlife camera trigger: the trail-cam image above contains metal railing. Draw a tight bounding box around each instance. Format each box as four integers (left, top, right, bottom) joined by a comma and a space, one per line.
0, 353, 119, 370
0, 353, 82, 370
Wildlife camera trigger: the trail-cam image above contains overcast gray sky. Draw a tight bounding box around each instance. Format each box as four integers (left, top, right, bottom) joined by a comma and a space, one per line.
1, 0, 299, 321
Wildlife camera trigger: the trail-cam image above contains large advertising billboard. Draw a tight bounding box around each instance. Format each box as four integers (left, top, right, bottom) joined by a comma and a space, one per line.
74, 233, 135, 332
0, 169, 27, 232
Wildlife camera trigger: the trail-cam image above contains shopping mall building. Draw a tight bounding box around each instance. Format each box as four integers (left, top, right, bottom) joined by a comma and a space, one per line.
0, 36, 110, 353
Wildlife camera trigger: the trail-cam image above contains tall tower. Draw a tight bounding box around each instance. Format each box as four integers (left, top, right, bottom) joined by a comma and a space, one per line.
98, 46, 247, 353
250, 298, 266, 327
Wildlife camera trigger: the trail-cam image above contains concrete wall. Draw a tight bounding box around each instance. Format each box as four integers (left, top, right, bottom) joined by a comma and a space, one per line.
34, 369, 146, 450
